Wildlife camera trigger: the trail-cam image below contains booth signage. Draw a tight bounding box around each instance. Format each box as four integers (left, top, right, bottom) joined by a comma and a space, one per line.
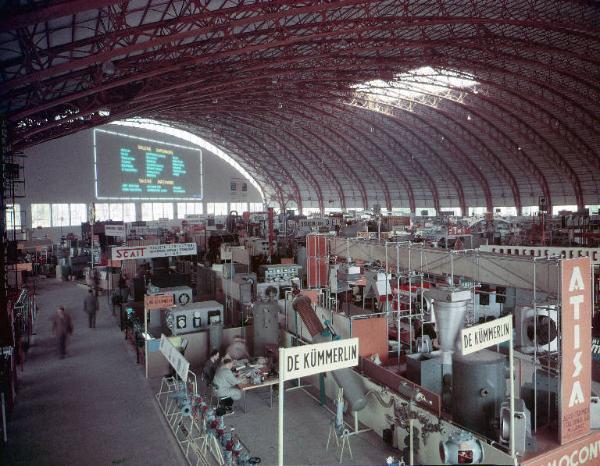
144, 294, 174, 310
111, 242, 197, 260
15, 262, 32, 271
560, 257, 592, 445
522, 430, 600, 466
460, 315, 512, 355
104, 224, 126, 238
159, 334, 189, 381
280, 338, 359, 382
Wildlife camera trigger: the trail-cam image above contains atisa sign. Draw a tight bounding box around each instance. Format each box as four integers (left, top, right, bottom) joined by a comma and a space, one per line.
560, 257, 592, 445
111, 242, 197, 260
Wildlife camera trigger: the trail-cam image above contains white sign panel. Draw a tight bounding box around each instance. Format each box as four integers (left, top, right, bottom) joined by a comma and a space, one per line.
111, 242, 197, 260
280, 338, 359, 381
461, 315, 513, 355
104, 224, 126, 238
159, 334, 190, 381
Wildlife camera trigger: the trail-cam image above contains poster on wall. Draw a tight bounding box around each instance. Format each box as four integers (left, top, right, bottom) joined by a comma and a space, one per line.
560, 257, 592, 445
230, 177, 248, 201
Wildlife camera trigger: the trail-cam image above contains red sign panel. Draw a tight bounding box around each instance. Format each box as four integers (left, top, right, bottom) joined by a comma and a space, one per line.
144, 294, 174, 310
560, 257, 592, 445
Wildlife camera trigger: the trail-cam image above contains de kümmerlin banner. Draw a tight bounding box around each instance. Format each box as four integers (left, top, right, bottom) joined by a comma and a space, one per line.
281, 338, 359, 382
560, 257, 592, 445
460, 315, 512, 356
111, 242, 197, 260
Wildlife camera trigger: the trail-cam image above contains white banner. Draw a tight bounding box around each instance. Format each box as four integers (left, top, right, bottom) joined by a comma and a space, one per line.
280, 338, 359, 381
104, 224, 126, 238
159, 334, 190, 381
460, 315, 512, 355
111, 242, 197, 260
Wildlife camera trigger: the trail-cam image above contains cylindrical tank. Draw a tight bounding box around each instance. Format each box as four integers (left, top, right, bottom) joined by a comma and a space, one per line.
252, 300, 280, 356
434, 298, 467, 365
311, 334, 368, 412
209, 322, 223, 353
331, 368, 368, 412
452, 349, 506, 438
296, 246, 307, 274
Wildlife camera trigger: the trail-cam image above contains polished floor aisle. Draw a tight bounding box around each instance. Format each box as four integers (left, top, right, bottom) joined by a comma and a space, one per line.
2, 279, 185, 466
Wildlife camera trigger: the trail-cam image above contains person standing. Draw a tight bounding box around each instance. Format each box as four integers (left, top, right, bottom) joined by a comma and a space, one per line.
83, 288, 99, 328
52, 306, 73, 358
202, 349, 220, 384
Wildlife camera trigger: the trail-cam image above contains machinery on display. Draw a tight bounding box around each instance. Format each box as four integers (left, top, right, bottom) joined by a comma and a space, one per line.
162, 301, 223, 335
19, 199, 600, 465
148, 284, 193, 306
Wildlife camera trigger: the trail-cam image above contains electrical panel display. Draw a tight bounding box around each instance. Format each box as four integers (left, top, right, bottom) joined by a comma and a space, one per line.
94, 128, 203, 200
258, 264, 302, 285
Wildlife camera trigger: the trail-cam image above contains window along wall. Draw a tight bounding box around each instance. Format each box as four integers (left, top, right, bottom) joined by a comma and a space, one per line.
229, 202, 247, 214
141, 203, 174, 221
94, 203, 136, 222
31, 203, 89, 228
6, 204, 22, 230
206, 202, 228, 215
177, 202, 203, 218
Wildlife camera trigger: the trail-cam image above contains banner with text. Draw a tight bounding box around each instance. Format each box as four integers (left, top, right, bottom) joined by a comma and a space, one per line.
159, 334, 190, 381
522, 429, 600, 466
461, 315, 512, 355
280, 338, 359, 381
144, 294, 174, 310
105, 224, 126, 238
111, 242, 197, 260
560, 257, 592, 445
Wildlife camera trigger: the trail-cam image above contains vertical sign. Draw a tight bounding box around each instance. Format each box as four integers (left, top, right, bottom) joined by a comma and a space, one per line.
560, 257, 592, 445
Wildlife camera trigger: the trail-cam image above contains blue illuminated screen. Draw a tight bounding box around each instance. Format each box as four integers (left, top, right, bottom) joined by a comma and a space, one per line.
94, 129, 203, 200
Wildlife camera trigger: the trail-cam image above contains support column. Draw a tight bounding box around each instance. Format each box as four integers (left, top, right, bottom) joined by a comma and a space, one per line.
0, 118, 13, 347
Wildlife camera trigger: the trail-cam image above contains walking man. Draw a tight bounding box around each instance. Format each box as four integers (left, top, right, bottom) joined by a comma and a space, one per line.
52, 306, 73, 358
84, 288, 99, 328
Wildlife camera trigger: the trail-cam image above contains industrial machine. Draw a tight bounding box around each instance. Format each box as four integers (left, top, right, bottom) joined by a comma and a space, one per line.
162, 300, 223, 335
258, 264, 302, 286
148, 284, 193, 306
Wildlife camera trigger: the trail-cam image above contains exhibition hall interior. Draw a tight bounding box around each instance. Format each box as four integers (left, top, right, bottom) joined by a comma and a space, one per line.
1, 1, 600, 465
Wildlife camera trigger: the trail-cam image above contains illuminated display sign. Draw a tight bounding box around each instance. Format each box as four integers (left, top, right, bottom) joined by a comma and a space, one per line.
93, 129, 203, 200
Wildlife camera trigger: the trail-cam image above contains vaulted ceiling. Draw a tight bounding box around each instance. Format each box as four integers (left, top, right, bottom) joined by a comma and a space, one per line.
1, 0, 599, 213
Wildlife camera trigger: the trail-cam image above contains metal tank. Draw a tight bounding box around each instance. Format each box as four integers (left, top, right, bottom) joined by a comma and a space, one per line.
426, 286, 471, 366
330, 368, 368, 412
209, 322, 223, 353
452, 349, 507, 438
251, 292, 280, 356
313, 334, 368, 412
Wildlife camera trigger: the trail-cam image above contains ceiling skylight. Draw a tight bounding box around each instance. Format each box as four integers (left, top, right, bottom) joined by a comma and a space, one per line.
353, 67, 478, 103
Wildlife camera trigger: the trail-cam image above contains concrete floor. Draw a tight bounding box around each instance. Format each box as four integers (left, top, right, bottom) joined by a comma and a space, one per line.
3, 278, 395, 466
224, 386, 396, 465
2, 278, 185, 466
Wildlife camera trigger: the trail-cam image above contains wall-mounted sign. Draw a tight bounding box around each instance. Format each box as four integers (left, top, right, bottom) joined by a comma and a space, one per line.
460, 315, 512, 355
159, 334, 189, 381
560, 257, 592, 445
230, 177, 248, 201
105, 224, 126, 238
144, 294, 174, 310
522, 429, 600, 466
280, 338, 359, 382
111, 242, 197, 260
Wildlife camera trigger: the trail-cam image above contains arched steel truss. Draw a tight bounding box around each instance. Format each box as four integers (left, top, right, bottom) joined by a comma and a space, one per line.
1, 0, 599, 212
